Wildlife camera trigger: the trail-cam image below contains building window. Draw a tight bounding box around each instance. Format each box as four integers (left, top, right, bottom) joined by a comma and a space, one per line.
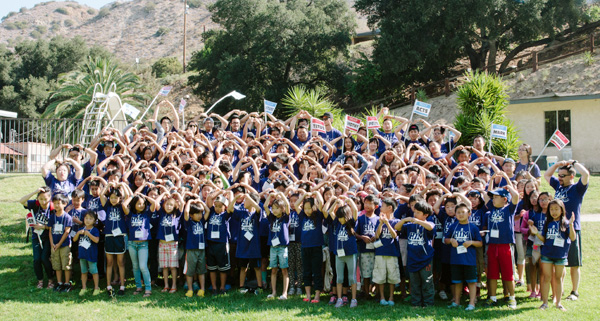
544, 110, 571, 146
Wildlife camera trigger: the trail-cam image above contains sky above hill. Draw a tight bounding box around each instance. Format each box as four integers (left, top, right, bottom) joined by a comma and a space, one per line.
0, 0, 115, 19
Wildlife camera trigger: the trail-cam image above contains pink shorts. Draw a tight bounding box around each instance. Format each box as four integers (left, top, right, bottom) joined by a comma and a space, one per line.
487, 243, 514, 281
159, 241, 179, 268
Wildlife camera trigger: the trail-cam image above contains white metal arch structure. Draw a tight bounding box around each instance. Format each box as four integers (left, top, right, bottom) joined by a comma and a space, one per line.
79, 83, 129, 146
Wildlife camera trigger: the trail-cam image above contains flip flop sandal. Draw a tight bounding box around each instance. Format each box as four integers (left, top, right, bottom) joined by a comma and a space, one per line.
310, 299, 320, 303
37, 281, 44, 289
303, 298, 311, 302
169, 288, 177, 294
143, 291, 152, 298
133, 288, 143, 295
161, 287, 170, 293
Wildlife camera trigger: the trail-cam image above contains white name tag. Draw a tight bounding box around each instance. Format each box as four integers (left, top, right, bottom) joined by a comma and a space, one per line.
457, 245, 467, 254
69, 230, 76, 238
80, 239, 91, 249
490, 229, 499, 238
322, 225, 328, 234
244, 231, 254, 241
337, 249, 346, 257
34, 229, 43, 236
271, 237, 280, 246
366, 242, 375, 250
374, 240, 383, 248
436, 231, 443, 239
135, 230, 143, 239
553, 237, 565, 248
112, 227, 122, 236
165, 234, 174, 242
55, 223, 63, 233
290, 234, 296, 242
198, 242, 205, 250
211, 231, 220, 239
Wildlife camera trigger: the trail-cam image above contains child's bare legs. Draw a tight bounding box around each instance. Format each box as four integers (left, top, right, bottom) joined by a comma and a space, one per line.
64, 270, 71, 284
362, 277, 372, 295
387, 284, 394, 302
488, 279, 498, 298
378, 284, 385, 300
553, 265, 565, 308
282, 268, 289, 297
210, 271, 218, 290
105, 254, 114, 288
116, 254, 125, 287
453, 282, 461, 305
271, 267, 279, 295
170, 267, 177, 289
81, 271, 88, 289
186, 275, 194, 292
92, 273, 99, 290
219, 272, 227, 291
162, 267, 170, 288
530, 259, 538, 293
467, 282, 477, 305
56, 270, 63, 284
541, 262, 552, 305
336, 283, 343, 298
254, 267, 262, 288
502, 280, 515, 297
239, 268, 247, 288
351, 283, 357, 301
305, 285, 312, 299
199, 273, 205, 291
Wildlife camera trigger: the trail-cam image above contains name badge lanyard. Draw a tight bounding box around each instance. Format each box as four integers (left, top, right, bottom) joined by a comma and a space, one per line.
210, 214, 221, 239
134, 214, 144, 239
289, 216, 297, 241
163, 214, 174, 241
418, 225, 429, 255
336, 224, 346, 256
271, 218, 280, 244
451, 224, 472, 247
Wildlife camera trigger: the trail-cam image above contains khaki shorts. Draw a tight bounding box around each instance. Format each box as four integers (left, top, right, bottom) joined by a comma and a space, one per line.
51, 246, 72, 271
372, 255, 400, 285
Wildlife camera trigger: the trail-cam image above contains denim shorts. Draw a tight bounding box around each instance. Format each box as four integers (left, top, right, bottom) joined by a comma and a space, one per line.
541, 255, 567, 265
80, 259, 98, 274
269, 246, 289, 269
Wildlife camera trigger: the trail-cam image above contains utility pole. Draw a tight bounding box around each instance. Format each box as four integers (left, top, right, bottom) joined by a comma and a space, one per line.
183, 0, 188, 73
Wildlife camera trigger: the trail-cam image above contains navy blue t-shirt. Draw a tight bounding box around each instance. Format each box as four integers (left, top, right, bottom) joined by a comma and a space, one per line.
185, 219, 206, 250
233, 207, 262, 259
127, 210, 152, 241
288, 210, 301, 242
445, 222, 481, 266
356, 214, 379, 253
156, 210, 183, 242
48, 212, 73, 247
550, 176, 587, 231
268, 214, 290, 247
103, 203, 127, 236
299, 210, 324, 248
375, 218, 400, 257
541, 220, 571, 259
485, 202, 516, 244
25, 200, 51, 242
333, 220, 358, 256
77, 227, 99, 262
206, 207, 231, 243
402, 222, 435, 272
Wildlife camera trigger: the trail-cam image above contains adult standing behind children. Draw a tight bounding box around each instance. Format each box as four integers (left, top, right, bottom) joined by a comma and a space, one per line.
544, 160, 589, 301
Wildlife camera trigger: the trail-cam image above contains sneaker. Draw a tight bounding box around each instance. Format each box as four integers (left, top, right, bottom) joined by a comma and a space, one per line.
566, 291, 579, 301
350, 299, 358, 308
93, 289, 101, 296
342, 296, 349, 305
239, 288, 248, 294
439, 290, 448, 300
117, 289, 125, 296
380, 299, 388, 306
335, 298, 344, 308
61, 283, 72, 293
197, 289, 205, 297
185, 290, 194, 298
267, 294, 275, 299
288, 287, 295, 296
515, 279, 524, 287
539, 303, 548, 310
484, 299, 497, 307
447, 302, 460, 309
79, 289, 88, 296
278, 295, 287, 300
37, 280, 44, 289
329, 296, 337, 305
47, 280, 55, 290
529, 291, 538, 299
254, 288, 262, 295
387, 300, 395, 306
219, 289, 227, 295
465, 304, 476, 311
507, 298, 517, 309
296, 288, 303, 295
54, 283, 64, 292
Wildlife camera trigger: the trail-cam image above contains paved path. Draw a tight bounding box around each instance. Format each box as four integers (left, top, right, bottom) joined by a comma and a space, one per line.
582, 214, 600, 222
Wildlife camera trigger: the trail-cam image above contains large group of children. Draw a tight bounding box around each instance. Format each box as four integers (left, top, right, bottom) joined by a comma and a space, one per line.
19, 101, 589, 311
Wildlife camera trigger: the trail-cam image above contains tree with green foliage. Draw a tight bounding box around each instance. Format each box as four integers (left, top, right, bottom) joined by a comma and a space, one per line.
353, 0, 593, 95
454, 71, 520, 159
152, 57, 182, 78
44, 57, 149, 119
188, 0, 356, 114
281, 85, 346, 131
0, 36, 104, 117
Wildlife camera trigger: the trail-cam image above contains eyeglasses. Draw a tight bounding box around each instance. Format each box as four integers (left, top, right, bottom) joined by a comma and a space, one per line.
189, 124, 198, 128
558, 174, 568, 178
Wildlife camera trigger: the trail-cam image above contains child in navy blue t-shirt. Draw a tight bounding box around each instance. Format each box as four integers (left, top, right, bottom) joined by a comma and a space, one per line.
444, 203, 482, 311
183, 199, 210, 298
395, 200, 435, 307
48, 193, 73, 292
264, 192, 291, 300
73, 210, 100, 296
373, 198, 400, 306
530, 199, 576, 311
206, 192, 232, 295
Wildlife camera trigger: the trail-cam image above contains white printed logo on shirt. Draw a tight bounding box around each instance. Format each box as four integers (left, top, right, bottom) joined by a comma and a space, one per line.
489, 209, 506, 224
302, 219, 315, 232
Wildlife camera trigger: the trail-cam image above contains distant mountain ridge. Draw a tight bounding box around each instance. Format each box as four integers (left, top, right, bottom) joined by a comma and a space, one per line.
0, 0, 368, 64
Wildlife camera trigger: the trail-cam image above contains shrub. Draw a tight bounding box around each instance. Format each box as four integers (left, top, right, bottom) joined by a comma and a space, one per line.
155, 27, 170, 37
64, 19, 74, 27
55, 7, 69, 15
143, 2, 156, 14
97, 7, 110, 19
15, 21, 28, 30
416, 88, 428, 102
87, 8, 96, 15
36, 25, 47, 34
19, 7, 28, 13
454, 71, 520, 159
4, 22, 16, 30
30, 30, 42, 39
152, 57, 183, 78
584, 51, 595, 66
188, 0, 202, 9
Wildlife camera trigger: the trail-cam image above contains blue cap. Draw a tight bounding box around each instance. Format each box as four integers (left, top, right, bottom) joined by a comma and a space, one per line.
487, 188, 510, 199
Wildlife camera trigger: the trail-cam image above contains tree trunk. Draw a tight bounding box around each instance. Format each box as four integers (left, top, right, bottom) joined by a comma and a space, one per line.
487, 40, 497, 74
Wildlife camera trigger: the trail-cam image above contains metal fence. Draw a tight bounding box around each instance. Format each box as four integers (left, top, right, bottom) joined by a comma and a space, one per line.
0, 118, 126, 173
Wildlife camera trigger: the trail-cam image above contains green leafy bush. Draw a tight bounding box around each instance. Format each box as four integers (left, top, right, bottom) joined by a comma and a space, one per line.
155, 27, 170, 37
55, 7, 69, 15
64, 19, 74, 27
143, 2, 156, 14
97, 7, 109, 19
188, 0, 202, 9
454, 71, 520, 158
151, 57, 182, 78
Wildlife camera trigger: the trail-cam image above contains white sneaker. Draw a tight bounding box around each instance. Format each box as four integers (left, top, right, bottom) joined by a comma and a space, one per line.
439, 290, 448, 300
296, 287, 303, 295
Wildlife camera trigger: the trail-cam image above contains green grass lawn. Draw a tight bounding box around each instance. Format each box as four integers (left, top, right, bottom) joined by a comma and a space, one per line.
1, 174, 599, 320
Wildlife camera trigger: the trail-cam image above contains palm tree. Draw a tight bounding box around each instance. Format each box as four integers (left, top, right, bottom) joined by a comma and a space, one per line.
280, 85, 346, 131
43, 57, 148, 119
